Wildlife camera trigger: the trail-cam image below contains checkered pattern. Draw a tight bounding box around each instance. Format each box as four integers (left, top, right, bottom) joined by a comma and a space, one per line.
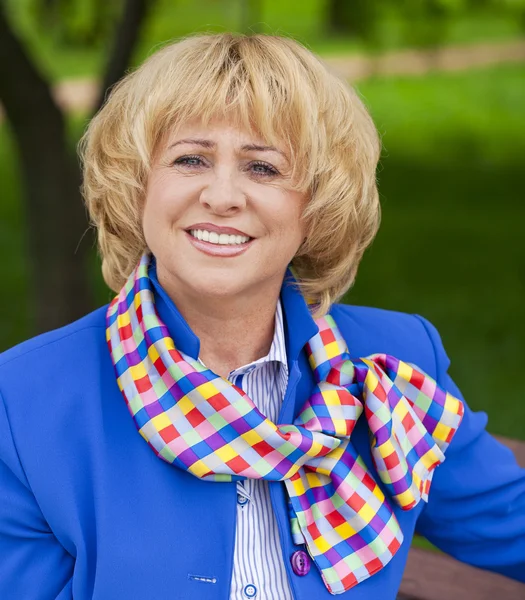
107, 253, 464, 595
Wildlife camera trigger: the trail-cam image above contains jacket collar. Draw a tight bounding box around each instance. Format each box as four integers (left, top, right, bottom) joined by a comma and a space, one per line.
280, 269, 319, 363
148, 259, 318, 365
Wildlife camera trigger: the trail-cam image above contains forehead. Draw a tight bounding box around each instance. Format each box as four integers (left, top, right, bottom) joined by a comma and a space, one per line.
163, 116, 282, 150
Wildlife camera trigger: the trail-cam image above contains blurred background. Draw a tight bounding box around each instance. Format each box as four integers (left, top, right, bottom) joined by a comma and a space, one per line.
0, 0, 523, 443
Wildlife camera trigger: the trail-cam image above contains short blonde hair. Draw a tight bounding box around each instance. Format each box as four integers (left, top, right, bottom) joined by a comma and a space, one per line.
80, 32, 381, 316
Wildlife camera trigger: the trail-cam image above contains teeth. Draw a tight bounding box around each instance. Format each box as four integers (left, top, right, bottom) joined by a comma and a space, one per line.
189, 229, 251, 245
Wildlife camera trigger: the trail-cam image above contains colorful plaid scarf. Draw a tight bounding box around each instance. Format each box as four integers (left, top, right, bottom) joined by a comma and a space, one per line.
107, 253, 464, 595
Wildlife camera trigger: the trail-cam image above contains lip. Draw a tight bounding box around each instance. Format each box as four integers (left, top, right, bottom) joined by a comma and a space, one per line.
185, 222, 252, 238
185, 230, 254, 258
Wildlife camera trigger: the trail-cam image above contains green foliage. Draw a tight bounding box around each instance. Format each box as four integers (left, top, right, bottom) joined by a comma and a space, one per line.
493, 0, 525, 8
55, 0, 122, 46
3, 0, 524, 81
6, 0, 122, 46
324, 0, 522, 48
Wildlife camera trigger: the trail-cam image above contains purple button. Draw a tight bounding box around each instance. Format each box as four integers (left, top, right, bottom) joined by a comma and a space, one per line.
290, 550, 311, 576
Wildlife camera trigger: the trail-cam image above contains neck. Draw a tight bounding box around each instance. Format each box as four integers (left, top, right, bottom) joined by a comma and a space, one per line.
157, 270, 282, 379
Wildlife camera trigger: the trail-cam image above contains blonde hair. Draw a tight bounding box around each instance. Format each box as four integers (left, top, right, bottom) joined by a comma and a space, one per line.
80, 32, 381, 316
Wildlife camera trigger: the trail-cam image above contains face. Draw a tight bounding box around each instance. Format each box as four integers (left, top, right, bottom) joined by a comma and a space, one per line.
142, 117, 308, 303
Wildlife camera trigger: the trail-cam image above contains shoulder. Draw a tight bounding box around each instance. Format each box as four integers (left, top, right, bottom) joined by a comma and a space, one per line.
0, 305, 109, 378
0, 305, 112, 467
0, 305, 115, 492
330, 303, 449, 382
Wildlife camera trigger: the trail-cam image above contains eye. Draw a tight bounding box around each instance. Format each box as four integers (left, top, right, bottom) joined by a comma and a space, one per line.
249, 161, 280, 177
172, 154, 205, 168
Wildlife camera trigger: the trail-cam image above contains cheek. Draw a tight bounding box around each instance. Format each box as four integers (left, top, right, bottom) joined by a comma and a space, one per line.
269, 191, 307, 242
144, 174, 189, 226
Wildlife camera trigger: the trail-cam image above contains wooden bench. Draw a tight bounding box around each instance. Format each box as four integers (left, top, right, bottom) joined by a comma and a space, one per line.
398, 435, 525, 600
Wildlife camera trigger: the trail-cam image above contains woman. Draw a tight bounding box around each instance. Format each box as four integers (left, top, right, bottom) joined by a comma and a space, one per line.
0, 33, 523, 600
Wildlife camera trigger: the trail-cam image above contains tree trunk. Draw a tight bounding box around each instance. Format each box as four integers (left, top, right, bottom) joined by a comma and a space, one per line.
95, 0, 154, 112
327, 0, 352, 34
0, 0, 153, 337
327, 0, 378, 41
0, 6, 92, 334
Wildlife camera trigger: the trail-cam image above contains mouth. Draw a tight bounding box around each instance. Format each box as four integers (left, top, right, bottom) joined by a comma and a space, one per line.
184, 224, 254, 257
187, 228, 252, 246
185, 222, 253, 246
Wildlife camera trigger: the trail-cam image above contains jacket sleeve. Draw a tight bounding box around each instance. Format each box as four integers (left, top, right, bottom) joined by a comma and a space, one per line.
414, 315, 525, 582
0, 389, 74, 599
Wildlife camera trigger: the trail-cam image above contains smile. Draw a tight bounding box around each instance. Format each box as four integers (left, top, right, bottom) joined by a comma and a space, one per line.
185, 229, 254, 258
189, 229, 251, 245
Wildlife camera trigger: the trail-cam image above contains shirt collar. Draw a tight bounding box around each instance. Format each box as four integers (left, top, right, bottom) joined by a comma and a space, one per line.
148, 257, 318, 364
266, 300, 287, 366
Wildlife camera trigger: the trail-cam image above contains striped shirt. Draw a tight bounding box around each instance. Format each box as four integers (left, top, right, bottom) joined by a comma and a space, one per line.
225, 301, 295, 600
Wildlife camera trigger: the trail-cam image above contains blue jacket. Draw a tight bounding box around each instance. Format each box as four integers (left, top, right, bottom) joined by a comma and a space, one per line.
1, 269, 524, 599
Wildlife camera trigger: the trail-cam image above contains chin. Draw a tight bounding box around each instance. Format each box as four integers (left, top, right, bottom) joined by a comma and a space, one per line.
183, 267, 256, 299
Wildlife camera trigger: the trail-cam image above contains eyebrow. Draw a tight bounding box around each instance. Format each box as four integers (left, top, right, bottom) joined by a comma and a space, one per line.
167, 138, 286, 157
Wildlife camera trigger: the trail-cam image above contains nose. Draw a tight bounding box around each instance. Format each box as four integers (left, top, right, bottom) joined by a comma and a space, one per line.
199, 169, 247, 215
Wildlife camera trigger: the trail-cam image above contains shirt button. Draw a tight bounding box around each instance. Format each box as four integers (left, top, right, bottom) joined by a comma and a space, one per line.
291, 550, 311, 576
243, 583, 257, 598
237, 493, 249, 507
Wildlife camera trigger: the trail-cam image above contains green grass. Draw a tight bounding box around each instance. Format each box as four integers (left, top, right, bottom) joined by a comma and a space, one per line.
412, 535, 441, 553
344, 65, 525, 439
1, 64, 524, 441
